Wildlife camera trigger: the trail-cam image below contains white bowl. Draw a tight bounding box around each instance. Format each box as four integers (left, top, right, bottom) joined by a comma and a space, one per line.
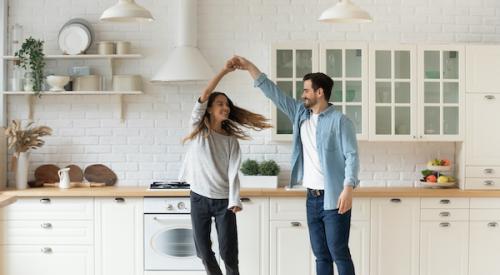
46, 75, 70, 92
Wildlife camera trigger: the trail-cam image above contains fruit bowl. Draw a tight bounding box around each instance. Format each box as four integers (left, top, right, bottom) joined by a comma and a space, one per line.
420, 180, 457, 188
46, 75, 70, 92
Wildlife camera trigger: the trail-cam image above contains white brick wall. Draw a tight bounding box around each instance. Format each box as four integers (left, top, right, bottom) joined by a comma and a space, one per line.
6, 0, 498, 187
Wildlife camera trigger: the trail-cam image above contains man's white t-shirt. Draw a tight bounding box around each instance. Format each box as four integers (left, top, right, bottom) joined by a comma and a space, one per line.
300, 113, 325, 190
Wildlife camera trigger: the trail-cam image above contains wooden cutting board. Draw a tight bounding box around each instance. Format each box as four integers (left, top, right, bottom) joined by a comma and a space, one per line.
66, 164, 84, 182
84, 164, 117, 186
34, 164, 60, 184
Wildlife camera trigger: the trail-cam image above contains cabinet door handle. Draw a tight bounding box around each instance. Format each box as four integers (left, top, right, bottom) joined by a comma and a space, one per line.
484, 168, 494, 174
40, 198, 51, 204
485, 95, 496, 100
241, 198, 251, 203
115, 197, 125, 203
41, 247, 52, 254
291, 222, 302, 227
439, 211, 450, 217
488, 222, 498, 228
439, 199, 451, 204
439, 222, 450, 227
484, 180, 495, 186
40, 223, 52, 229
390, 198, 401, 203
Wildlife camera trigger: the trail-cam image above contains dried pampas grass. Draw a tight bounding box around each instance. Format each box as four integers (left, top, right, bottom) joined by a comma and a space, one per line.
4, 120, 52, 157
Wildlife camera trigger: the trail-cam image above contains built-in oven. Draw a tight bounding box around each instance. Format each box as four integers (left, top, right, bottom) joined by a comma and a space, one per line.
144, 197, 219, 273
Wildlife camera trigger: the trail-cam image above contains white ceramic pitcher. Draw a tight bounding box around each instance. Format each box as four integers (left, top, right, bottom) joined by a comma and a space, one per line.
58, 167, 71, 189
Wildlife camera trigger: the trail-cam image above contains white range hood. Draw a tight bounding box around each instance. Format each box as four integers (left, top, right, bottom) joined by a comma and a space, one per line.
152, 0, 214, 83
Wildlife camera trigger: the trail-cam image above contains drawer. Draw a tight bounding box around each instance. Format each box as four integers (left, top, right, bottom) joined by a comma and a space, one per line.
421, 209, 469, 221
0, 220, 94, 245
421, 197, 469, 208
470, 198, 500, 208
465, 178, 500, 190
466, 166, 500, 178
270, 198, 306, 220
0, 198, 94, 220
470, 209, 500, 221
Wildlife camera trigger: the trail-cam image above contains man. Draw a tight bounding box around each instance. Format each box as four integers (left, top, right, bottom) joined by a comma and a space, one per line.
231, 55, 359, 275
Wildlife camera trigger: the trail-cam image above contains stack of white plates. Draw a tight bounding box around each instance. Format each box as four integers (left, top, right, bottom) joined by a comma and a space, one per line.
58, 18, 94, 55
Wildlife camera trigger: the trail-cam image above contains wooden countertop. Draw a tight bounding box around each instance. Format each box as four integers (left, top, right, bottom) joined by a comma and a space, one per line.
0, 195, 17, 208
2, 186, 500, 198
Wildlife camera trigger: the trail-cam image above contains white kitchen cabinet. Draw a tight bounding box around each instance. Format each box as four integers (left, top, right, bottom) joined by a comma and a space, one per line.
370, 197, 420, 275
0, 197, 94, 275
271, 43, 318, 141
237, 197, 269, 275
419, 221, 468, 275
420, 198, 469, 275
270, 220, 313, 275
466, 45, 500, 93
320, 43, 369, 140
0, 245, 93, 275
369, 44, 417, 141
469, 198, 500, 275
94, 197, 143, 275
466, 93, 500, 166
418, 45, 464, 141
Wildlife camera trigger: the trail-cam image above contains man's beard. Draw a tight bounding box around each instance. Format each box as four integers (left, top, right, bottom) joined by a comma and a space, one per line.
303, 98, 315, 108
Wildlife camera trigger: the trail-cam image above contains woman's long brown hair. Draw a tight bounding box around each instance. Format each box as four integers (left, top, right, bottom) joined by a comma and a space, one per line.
183, 92, 272, 142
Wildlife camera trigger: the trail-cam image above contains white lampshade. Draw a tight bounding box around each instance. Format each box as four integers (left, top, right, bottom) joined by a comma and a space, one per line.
318, 0, 372, 23
100, 0, 154, 22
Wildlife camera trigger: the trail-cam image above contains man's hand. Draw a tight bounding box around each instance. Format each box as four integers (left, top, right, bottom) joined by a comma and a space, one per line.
230, 55, 262, 80
229, 206, 242, 213
223, 59, 237, 73
337, 186, 353, 214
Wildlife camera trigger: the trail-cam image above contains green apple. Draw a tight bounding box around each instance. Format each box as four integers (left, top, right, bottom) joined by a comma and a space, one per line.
438, 176, 448, 184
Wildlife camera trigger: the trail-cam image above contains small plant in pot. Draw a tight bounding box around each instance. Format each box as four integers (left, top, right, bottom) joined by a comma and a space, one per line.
15, 37, 45, 96
240, 159, 280, 188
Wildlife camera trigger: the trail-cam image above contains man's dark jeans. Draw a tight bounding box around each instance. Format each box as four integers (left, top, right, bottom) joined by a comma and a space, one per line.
307, 189, 355, 275
190, 191, 239, 275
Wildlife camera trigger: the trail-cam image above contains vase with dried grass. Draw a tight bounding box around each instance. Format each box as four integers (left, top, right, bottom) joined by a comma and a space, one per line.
4, 120, 52, 189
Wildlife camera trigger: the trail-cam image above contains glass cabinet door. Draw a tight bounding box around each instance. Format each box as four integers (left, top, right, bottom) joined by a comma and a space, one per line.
370, 45, 417, 140
419, 46, 464, 140
321, 43, 368, 140
272, 44, 318, 140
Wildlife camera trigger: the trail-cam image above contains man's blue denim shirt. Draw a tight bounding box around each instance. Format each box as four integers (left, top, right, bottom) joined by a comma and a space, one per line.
254, 73, 360, 210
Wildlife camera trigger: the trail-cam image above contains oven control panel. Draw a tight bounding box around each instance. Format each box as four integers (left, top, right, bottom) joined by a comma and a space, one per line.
144, 197, 191, 213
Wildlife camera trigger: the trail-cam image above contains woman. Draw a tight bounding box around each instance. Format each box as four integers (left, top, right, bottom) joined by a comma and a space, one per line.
180, 60, 271, 275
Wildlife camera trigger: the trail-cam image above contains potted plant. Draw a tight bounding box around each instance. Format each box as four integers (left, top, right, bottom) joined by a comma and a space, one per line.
15, 37, 45, 96
240, 159, 280, 188
4, 120, 52, 189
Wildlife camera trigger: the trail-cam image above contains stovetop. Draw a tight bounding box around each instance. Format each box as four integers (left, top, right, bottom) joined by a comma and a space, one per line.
149, 181, 190, 190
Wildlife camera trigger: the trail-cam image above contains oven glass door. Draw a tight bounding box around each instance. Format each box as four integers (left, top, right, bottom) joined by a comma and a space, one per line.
144, 214, 219, 271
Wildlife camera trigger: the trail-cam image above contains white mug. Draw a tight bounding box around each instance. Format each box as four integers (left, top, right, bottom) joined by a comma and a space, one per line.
58, 168, 71, 189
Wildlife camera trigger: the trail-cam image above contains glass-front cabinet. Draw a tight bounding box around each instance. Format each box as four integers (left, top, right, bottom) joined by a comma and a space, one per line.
320, 43, 368, 140
418, 45, 464, 141
369, 45, 417, 141
271, 43, 318, 141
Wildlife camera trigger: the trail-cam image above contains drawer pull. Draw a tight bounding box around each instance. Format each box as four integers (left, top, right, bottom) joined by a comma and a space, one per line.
484, 95, 496, 100
40, 223, 52, 229
439, 199, 450, 204
291, 222, 302, 227
241, 198, 251, 203
484, 168, 494, 174
439, 211, 450, 217
439, 222, 450, 227
390, 198, 401, 203
40, 198, 51, 204
488, 222, 498, 228
115, 197, 125, 203
41, 247, 52, 254
484, 180, 495, 186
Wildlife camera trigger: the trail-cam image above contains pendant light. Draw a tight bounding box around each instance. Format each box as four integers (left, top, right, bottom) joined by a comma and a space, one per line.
100, 0, 154, 22
318, 0, 372, 23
